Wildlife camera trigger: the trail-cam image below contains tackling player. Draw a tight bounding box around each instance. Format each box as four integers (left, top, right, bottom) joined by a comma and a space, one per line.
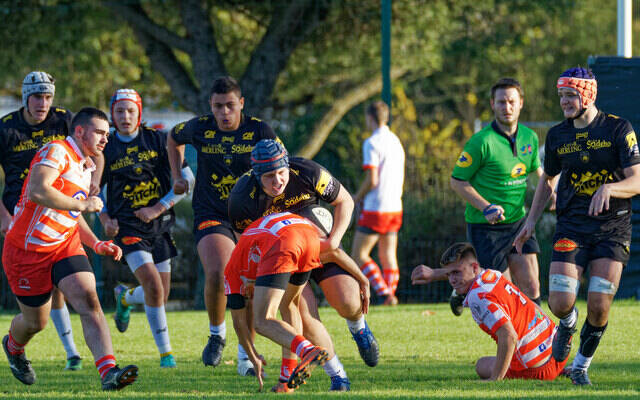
515, 67, 640, 385
2, 108, 138, 390
167, 76, 277, 374
229, 139, 380, 368
97, 89, 194, 368
0, 71, 82, 371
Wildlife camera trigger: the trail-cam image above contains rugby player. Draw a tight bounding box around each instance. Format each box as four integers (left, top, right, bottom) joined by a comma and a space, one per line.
0, 71, 82, 371
167, 76, 277, 374
515, 67, 640, 385
2, 108, 138, 390
229, 139, 380, 368
97, 89, 194, 368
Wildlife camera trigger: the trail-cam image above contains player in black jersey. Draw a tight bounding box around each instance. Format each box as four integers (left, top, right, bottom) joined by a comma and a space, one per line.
0, 71, 82, 371
515, 67, 640, 386
97, 89, 194, 369
229, 139, 380, 368
167, 76, 277, 373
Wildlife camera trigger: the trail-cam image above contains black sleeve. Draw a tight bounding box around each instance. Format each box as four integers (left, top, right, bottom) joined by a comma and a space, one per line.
170, 120, 193, 145
257, 120, 277, 140
226, 294, 246, 310
615, 120, 640, 168
543, 129, 561, 177
228, 174, 260, 233
307, 159, 341, 204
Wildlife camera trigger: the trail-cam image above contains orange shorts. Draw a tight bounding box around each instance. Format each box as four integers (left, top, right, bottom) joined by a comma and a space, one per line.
357, 210, 403, 234
505, 356, 568, 380
2, 233, 86, 297
256, 228, 322, 278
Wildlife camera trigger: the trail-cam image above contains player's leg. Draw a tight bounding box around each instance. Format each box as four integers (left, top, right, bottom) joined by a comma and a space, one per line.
50, 287, 82, 370
506, 252, 541, 304
237, 298, 257, 376
378, 232, 400, 305
569, 257, 622, 385
197, 231, 235, 367
548, 261, 582, 364
351, 229, 389, 298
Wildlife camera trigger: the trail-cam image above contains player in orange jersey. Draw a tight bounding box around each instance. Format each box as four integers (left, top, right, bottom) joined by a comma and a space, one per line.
2, 108, 138, 391
413, 242, 567, 381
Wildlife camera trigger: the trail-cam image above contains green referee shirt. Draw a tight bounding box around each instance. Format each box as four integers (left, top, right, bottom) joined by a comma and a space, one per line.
451, 121, 540, 224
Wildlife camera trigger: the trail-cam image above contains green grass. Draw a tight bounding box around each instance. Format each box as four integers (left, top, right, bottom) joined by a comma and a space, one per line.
1, 301, 640, 399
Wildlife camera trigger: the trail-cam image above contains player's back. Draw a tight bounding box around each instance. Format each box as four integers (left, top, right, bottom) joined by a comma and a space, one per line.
363, 126, 404, 212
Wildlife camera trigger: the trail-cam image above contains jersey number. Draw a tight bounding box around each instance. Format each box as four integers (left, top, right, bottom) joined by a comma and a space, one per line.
504, 283, 527, 305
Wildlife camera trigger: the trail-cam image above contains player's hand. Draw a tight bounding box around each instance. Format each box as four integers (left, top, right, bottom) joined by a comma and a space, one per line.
248, 353, 267, 392
411, 265, 435, 285
483, 204, 505, 224
100, 215, 119, 237
82, 196, 103, 213
548, 191, 557, 211
589, 184, 611, 216
93, 240, 123, 261
173, 178, 189, 195
134, 203, 166, 224
358, 278, 370, 315
0, 213, 12, 236
88, 181, 101, 197
513, 219, 535, 254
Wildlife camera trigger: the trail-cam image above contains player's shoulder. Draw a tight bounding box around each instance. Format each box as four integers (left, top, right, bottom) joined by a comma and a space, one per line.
232, 171, 258, 194
173, 114, 213, 133
0, 109, 21, 130
50, 106, 71, 120
601, 112, 633, 131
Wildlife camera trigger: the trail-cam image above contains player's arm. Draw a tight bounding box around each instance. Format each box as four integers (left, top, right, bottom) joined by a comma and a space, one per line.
513, 171, 559, 253
0, 197, 12, 236
353, 167, 378, 205
27, 164, 102, 212
450, 177, 505, 224
590, 163, 640, 216
320, 247, 370, 314
488, 321, 518, 381
323, 185, 354, 252
134, 165, 195, 223
533, 166, 556, 211
167, 130, 188, 195
229, 297, 266, 390
77, 214, 122, 261
411, 264, 449, 285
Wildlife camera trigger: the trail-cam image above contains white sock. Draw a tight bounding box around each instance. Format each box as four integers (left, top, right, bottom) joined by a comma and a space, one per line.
144, 305, 172, 354
572, 352, 593, 371
124, 286, 145, 305
209, 321, 226, 338
346, 316, 366, 334
323, 355, 347, 378
50, 304, 79, 359
560, 307, 577, 328
238, 344, 248, 359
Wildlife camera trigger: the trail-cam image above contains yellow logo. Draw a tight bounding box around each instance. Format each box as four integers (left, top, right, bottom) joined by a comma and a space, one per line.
221, 136, 235, 143
174, 123, 185, 134
204, 130, 216, 139
456, 151, 472, 168
32, 130, 44, 138
510, 163, 527, 178
315, 170, 332, 196
2, 114, 13, 123
122, 178, 161, 207
625, 131, 638, 150
127, 146, 138, 154
55, 108, 66, 114
211, 174, 238, 200
570, 170, 612, 196
576, 132, 588, 140
242, 131, 254, 141
199, 116, 209, 122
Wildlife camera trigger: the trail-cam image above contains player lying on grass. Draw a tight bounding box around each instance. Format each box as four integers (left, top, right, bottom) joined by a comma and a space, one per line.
224, 210, 370, 392
412, 242, 568, 381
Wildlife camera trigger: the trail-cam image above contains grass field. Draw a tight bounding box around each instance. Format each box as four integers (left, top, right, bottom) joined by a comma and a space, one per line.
1, 300, 640, 399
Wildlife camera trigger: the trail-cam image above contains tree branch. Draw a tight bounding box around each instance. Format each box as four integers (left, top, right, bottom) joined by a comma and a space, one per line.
296, 67, 408, 159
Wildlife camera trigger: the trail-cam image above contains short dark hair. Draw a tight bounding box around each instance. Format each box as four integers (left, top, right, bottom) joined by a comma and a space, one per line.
440, 242, 477, 267
366, 101, 389, 125
210, 76, 242, 98
70, 107, 109, 132
490, 78, 524, 100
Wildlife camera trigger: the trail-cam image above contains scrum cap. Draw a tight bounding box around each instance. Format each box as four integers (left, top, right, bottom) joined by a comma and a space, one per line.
110, 88, 143, 131
557, 67, 597, 108
251, 139, 289, 177
22, 71, 55, 109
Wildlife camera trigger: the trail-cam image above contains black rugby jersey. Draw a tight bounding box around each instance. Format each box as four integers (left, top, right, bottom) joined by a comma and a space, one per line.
228, 157, 342, 232
171, 114, 276, 221
101, 125, 175, 238
0, 107, 71, 212
544, 111, 640, 224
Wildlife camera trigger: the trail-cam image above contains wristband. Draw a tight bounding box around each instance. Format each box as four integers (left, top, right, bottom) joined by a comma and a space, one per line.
483, 204, 498, 216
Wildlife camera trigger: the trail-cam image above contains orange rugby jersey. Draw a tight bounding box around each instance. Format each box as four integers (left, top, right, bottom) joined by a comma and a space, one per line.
224, 212, 322, 297
464, 269, 556, 371
6, 137, 94, 252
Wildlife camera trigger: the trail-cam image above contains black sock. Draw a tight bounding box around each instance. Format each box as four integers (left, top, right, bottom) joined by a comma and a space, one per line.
578, 319, 607, 358
531, 297, 541, 306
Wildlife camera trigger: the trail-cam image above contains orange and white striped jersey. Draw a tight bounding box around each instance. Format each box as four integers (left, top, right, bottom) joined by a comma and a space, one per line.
464, 269, 556, 371
6, 137, 94, 252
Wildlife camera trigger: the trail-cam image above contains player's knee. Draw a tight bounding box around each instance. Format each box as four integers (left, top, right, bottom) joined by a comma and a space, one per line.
333, 296, 361, 319
144, 282, 164, 303
23, 316, 48, 334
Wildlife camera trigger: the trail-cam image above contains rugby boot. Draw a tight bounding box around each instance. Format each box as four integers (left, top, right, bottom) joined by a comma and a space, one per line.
271, 379, 295, 393
101, 364, 138, 390
351, 321, 380, 367
202, 335, 225, 367
329, 376, 351, 391
113, 284, 132, 333
287, 346, 329, 389
552, 308, 578, 362
3, 335, 36, 385
449, 289, 464, 316
570, 368, 592, 386
160, 354, 176, 368
65, 355, 83, 371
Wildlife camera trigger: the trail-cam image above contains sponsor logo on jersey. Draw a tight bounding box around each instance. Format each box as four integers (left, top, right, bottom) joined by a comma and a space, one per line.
199, 116, 209, 122
110, 156, 135, 171
553, 238, 577, 252
580, 151, 590, 163
32, 130, 44, 138
625, 131, 639, 156
13, 140, 39, 152
576, 132, 588, 140
69, 191, 87, 218
232, 144, 252, 154
510, 163, 527, 178
42, 134, 65, 145
210, 174, 238, 200
221, 136, 235, 143
456, 151, 472, 167
586, 139, 611, 150
198, 220, 221, 230
242, 131, 254, 141
18, 278, 30, 290
570, 170, 612, 196
55, 108, 66, 114
127, 146, 138, 154
2, 114, 12, 123
174, 122, 185, 134
284, 193, 311, 208
121, 236, 142, 245
204, 130, 216, 139
520, 144, 532, 155
202, 144, 225, 154
249, 186, 256, 199
481, 270, 497, 284
315, 170, 332, 196
557, 141, 582, 155
137, 149, 158, 161
122, 178, 161, 207
235, 219, 253, 231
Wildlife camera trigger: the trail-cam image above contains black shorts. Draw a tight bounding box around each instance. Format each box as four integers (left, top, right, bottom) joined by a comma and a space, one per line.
255, 271, 312, 290
467, 218, 539, 272
551, 222, 631, 268
193, 216, 237, 245
311, 262, 351, 284
16, 255, 93, 308
116, 231, 177, 263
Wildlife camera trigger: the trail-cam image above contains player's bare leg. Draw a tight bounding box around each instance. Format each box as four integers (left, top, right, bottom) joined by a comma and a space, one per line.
507, 252, 540, 302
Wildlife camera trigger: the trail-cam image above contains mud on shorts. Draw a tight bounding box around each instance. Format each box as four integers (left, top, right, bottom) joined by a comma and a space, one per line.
467, 217, 540, 272
193, 215, 238, 245
551, 222, 631, 268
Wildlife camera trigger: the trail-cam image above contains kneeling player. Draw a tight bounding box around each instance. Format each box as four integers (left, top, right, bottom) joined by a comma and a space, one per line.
413, 243, 567, 381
